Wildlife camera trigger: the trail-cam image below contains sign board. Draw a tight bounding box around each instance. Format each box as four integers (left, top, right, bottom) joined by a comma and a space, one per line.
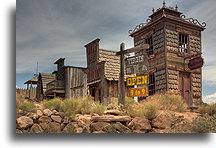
127, 75, 148, 86
128, 86, 148, 98
188, 56, 204, 70
125, 55, 148, 75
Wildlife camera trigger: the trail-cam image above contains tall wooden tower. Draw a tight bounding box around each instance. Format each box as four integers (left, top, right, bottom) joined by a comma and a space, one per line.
129, 2, 206, 106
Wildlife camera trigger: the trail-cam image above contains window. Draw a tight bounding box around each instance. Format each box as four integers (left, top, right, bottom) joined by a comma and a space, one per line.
145, 36, 154, 55
179, 34, 188, 53
148, 73, 155, 96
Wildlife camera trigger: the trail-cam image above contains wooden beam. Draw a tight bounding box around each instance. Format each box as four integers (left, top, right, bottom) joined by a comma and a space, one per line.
116, 44, 150, 56
118, 43, 125, 105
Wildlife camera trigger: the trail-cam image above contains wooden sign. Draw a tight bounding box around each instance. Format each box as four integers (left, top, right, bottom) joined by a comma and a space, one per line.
128, 86, 148, 97
127, 75, 148, 86
125, 53, 148, 75
188, 56, 204, 70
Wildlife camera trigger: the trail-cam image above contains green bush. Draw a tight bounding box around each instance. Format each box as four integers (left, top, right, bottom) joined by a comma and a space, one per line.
43, 98, 63, 111
145, 93, 187, 112
19, 101, 36, 112
60, 99, 81, 116
198, 103, 216, 116
80, 98, 93, 114
192, 115, 216, 133
142, 104, 157, 120
91, 102, 106, 115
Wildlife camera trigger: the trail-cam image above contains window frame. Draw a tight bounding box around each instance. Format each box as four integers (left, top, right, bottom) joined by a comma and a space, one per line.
145, 36, 154, 55
178, 33, 189, 53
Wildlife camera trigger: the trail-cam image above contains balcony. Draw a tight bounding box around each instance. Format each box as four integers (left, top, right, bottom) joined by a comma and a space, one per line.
46, 80, 65, 97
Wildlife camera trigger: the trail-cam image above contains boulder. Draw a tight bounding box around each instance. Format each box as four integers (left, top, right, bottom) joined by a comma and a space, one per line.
92, 131, 105, 133
51, 115, 62, 123
76, 114, 92, 128
38, 116, 52, 123
16, 129, 23, 133
75, 127, 83, 133
90, 122, 110, 131
43, 109, 53, 116
16, 116, 33, 129
92, 115, 131, 122
39, 123, 48, 131
63, 116, 72, 124
82, 125, 91, 133
30, 124, 44, 133
152, 111, 173, 129
47, 122, 61, 133
63, 122, 78, 133
36, 110, 43, 117
128, 117, 151, 131
104, 110, 122, 115
113, 122, 131, 133
102, 124, 118, 133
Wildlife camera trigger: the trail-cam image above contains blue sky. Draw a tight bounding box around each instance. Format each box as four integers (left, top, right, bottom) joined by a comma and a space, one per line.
16, 0, 216, 103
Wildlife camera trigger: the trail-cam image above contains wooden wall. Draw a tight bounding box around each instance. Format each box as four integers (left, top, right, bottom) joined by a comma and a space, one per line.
64, 67, 87, 99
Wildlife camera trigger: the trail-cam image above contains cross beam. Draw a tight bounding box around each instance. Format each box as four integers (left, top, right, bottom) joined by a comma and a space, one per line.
116, 44, 150, 56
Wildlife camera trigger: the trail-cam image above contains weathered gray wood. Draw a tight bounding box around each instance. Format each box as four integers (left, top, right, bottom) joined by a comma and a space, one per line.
91, 115, 131, 122
119, 43, 125, 105
116, 44, 150, 56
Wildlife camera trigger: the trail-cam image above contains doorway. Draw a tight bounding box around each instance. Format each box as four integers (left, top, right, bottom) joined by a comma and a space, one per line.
179, 72, 191, 105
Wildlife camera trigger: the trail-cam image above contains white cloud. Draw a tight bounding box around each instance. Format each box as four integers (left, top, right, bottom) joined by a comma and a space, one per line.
202, 65, 216, 86
203, 93, 216, 104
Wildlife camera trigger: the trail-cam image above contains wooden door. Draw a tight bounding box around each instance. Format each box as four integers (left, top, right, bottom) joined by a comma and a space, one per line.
179, 72, 191, 105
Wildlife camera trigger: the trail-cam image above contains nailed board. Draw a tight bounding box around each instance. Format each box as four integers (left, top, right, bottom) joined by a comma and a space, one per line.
128, 86, 148, 98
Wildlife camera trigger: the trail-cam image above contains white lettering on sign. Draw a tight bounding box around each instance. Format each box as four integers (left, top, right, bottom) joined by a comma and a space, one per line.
126, 55, 144, 65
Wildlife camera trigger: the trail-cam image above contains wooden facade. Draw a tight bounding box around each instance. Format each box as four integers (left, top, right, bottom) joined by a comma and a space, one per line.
129, 3, 205, 106
45, 58, 87, 99
85, 39, 127, 105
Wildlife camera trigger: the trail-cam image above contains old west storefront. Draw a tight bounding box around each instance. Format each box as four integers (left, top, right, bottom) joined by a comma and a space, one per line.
128, 3, 205, 106
85, 39, 123, 104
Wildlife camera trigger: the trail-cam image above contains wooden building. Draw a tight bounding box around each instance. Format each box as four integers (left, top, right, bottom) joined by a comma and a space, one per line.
45, 58, 87, 99
85, 39, 126, 105
128, 2, 205, 106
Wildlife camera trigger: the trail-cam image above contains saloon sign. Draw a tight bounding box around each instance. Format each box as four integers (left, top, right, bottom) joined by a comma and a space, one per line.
125, 55, 148, 75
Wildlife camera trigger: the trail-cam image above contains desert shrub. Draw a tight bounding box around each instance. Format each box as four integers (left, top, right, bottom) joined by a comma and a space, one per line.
60, 99, 81, 116
80, 98, 93, 114
198, 103, 216, 116
43, 98, 63, 111
191, 115, 216, 133
91, 102, 106, 115
19, 101, 36, 113
125, 96, 136, 108
145, 93, 187, 112
142, 104, 157, 120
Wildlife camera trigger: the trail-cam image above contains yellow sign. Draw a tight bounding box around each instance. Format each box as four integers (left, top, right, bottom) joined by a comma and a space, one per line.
127, 75, 148, 86
128, 87, 148, 97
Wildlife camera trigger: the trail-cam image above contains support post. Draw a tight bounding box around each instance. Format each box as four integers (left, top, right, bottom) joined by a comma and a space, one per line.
119, 43, 125, 105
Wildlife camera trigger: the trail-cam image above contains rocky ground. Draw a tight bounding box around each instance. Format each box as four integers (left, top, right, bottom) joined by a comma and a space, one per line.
16, 108, 202, 133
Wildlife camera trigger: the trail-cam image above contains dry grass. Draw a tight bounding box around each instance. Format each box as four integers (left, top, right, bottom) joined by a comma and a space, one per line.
198, 103, 216, 116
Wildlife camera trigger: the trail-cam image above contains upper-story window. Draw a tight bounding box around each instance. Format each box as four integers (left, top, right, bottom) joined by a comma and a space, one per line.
179, 33, 188, 53
145, 36, 154, 55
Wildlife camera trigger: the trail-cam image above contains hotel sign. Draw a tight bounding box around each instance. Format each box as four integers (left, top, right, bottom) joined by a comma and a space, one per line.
125, 55, 148, 75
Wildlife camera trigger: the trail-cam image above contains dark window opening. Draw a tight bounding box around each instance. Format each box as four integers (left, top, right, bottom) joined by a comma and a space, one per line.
145, 36, 154, 55
179, 34, 188, 53
148, 73, 155, 96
